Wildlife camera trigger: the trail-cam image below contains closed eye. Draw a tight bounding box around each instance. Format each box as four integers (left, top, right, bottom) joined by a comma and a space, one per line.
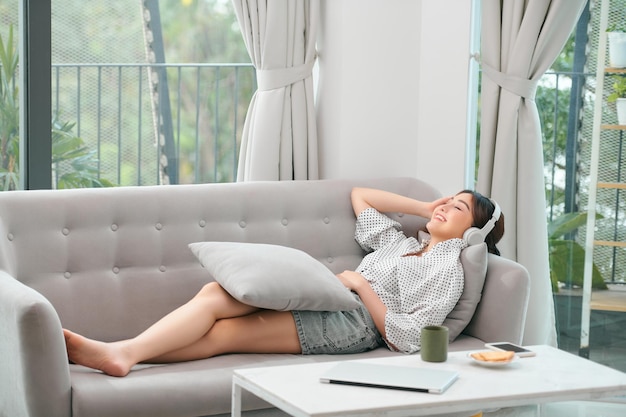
456, 200, 471, 211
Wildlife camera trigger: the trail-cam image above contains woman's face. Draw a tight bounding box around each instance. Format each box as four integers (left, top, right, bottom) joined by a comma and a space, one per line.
426, 193, 475, 241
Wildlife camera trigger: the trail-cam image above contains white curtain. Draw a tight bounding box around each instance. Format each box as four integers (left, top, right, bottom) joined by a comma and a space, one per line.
478, 0, 586, 345
232, 0, 319, 181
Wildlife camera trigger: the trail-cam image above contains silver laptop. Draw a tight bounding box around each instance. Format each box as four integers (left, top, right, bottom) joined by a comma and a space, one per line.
319, 361, 458, 394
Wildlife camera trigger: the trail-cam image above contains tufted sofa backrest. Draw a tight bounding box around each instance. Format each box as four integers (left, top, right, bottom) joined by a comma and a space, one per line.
0, 177, 439, 341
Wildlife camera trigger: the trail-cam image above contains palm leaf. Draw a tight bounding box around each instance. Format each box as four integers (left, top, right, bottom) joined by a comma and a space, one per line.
548, 211, 602, 239
549, 239, 607, 291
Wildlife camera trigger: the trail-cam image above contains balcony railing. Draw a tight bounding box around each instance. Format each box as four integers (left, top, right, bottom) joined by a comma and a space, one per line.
52, 63, 256, 186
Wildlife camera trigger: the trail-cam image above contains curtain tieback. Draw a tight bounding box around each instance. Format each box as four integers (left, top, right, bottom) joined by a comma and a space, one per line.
481, 63, 537, 100
256, 59, 315, 91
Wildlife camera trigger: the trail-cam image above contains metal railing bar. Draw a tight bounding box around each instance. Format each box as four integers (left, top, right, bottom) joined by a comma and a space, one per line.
155, 73, 162, 186
97, 66, 102, 179
117, 66, 122, 185
233, 66, 240, 180
76, 66, 81, 137
154, 67, 163, 184
214, 66, 220, 182
156, 68, 163, 185
53, 67, 59, 186
138, 66, 143, 185
176, 66, 182, 182
54, 67, 59, 119
194, 65, 201, 184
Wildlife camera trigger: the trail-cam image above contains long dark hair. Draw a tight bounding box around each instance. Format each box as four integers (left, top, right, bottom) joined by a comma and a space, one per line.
458, 190, 505, 256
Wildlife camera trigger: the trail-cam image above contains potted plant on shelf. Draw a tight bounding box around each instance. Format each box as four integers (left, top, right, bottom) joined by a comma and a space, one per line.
607, 24, 626, 68
608, 76, 626, 125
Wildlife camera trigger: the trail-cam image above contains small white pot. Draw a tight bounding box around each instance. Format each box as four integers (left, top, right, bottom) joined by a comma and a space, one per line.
608, 32, 626, 68
617, 98, 626, 125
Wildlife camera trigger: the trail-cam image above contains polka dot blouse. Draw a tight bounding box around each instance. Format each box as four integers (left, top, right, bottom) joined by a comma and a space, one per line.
354, 208, 466, 354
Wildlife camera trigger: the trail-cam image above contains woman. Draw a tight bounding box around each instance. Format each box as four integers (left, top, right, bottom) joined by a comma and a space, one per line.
63, 187, 504, 377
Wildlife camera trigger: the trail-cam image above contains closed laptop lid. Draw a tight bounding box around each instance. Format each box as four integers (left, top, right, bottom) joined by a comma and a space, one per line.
319, 361, 458, 394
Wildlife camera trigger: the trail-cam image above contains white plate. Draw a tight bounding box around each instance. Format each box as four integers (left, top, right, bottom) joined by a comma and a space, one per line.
467, 352, 519, 367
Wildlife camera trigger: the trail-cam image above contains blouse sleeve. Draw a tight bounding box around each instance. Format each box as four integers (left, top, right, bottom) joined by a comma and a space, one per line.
354, 208, 405, 252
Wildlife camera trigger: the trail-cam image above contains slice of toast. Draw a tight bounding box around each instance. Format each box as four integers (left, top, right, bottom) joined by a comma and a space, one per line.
470, 350, 515, 362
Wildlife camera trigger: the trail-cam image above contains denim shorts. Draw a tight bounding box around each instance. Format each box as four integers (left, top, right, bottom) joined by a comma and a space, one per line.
291, 294, 385, 355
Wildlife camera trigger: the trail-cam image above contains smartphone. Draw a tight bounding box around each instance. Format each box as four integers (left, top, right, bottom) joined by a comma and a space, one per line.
484, 342, 536, 357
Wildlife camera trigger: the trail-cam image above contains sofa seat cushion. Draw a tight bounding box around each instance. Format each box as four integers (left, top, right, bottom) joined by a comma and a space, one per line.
69, 337, 486, 417
70, 348, 399, 417
189, 242, 360, 311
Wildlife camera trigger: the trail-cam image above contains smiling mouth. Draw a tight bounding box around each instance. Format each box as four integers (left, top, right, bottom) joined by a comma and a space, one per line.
434, 214, 446, 222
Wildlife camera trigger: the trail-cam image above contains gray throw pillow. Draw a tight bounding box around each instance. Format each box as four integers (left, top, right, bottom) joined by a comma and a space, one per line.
189, 242, 360, 311
442, 243, 488, 341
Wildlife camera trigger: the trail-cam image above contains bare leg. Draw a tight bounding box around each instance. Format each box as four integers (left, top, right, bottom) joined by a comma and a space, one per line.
64, 282, 258, 376
147, 309, 301, 363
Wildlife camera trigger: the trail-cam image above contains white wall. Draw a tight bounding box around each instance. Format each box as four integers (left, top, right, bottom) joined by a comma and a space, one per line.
316, 0, 477, 196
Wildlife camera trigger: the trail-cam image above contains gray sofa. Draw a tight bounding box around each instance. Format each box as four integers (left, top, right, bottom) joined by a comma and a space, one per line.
0, 177, 530, 417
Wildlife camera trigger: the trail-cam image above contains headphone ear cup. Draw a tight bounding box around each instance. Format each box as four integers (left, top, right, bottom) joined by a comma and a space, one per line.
464, 198, 500, 246
463, 227, 484, 246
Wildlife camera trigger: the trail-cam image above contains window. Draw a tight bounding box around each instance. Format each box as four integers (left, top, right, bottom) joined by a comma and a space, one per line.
6, 0, 253, 190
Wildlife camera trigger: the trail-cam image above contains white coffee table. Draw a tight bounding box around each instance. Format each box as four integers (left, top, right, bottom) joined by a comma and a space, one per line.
231, 345, 626, 417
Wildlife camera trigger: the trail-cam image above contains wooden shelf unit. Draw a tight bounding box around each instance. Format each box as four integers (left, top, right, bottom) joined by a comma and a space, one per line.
591, 290, 626, 313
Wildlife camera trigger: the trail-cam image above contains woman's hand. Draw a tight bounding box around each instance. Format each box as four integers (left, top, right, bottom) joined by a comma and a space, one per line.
337, 270, 389, 340
426, 195, 453, 217
336, 270, 368, 292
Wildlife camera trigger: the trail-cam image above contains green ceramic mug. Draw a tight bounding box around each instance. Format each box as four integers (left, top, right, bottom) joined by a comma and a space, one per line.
420, 325, 449, 362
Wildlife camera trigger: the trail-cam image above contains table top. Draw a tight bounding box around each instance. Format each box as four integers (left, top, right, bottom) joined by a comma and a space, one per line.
232, 345, 626, 417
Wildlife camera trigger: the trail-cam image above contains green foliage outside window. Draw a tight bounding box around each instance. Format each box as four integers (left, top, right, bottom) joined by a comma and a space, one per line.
0, 26, 115, 190
607, 76, 626, 102
548, 212, 607, 292
0, 25, 18, 190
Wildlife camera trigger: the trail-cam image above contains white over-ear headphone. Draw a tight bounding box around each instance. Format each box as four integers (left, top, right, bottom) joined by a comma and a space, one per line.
463, 199, 501, 246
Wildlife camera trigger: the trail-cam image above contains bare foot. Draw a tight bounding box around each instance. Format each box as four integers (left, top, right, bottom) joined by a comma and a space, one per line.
63, 329, 133, 377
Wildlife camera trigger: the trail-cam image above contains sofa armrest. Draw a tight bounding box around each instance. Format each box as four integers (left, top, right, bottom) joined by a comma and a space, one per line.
0, 272, 71, 417
462, 254, 530, 344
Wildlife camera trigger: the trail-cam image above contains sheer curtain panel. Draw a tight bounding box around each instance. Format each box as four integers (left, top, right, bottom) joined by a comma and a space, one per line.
478, 0, 586, 345
233, 0, 319, 181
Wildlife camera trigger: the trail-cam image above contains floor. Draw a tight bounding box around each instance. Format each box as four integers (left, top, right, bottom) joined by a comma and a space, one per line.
554, 288, 626, 372
586, 339, 626, 372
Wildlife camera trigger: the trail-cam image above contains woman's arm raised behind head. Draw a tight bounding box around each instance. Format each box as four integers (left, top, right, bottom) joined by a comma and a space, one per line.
350, 187, 449, 219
